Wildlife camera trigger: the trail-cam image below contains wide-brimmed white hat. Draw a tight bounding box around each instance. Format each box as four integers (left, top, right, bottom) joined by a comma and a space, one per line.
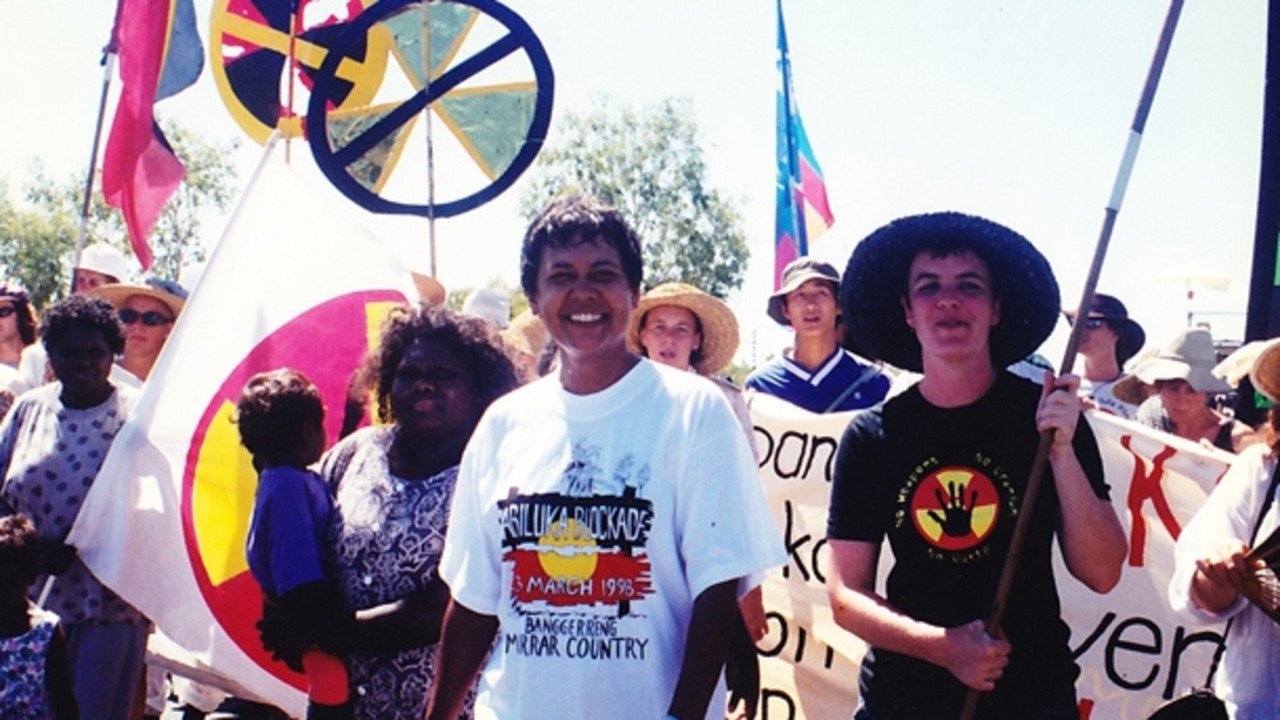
1131, 327, 1231, 394
76, 242, 133, 282
627, 282, 739, 375
462, 287, 511, 328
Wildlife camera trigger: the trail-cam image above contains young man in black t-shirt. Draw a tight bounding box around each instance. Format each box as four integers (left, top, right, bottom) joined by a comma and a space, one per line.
825, 213, 1127, 720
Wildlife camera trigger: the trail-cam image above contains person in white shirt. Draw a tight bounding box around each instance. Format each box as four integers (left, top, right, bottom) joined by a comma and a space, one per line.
425, 196, 784, 720
1168, 338, 1280, 720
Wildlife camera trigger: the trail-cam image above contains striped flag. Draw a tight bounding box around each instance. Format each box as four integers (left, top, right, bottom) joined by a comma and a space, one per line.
70, 138, 419, 716
775, 0, 835, 290
102, 0, 203, 271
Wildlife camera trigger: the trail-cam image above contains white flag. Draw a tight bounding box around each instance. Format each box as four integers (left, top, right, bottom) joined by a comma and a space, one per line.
69, 138, 420, 717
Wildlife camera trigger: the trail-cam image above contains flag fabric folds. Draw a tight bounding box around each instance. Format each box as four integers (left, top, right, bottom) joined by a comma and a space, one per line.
774, 0, 835, 290
69, 137, 420, 716
102, 0, 203, 271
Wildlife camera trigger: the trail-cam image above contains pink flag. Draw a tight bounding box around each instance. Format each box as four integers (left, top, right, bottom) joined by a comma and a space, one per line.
102, 0, 192, 271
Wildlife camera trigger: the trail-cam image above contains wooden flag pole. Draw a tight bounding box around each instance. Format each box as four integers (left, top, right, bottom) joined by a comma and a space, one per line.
959, 2, 1185, 718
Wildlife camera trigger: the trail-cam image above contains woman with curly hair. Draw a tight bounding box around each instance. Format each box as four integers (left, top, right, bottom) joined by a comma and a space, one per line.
262, 303, 518, 720
0, 294, 147, 720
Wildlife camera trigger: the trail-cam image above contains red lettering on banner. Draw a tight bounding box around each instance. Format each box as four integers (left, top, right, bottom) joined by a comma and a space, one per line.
1121, 435, 1180, 567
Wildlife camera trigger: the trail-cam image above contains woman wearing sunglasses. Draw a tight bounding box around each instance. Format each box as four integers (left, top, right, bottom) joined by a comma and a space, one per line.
0, 286, 36, 372
89, 278, 186, 386
1062, 293, 1146, 420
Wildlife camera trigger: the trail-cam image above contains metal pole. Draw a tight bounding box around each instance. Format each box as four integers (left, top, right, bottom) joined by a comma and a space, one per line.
959, 2, 1185, 717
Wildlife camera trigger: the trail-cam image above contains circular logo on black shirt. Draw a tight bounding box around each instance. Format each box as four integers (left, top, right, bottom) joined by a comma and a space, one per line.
909, 466, 1000, 551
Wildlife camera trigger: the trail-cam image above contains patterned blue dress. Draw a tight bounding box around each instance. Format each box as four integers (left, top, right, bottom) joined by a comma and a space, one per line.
0, 606, 59, 720
321, 426, 472, 720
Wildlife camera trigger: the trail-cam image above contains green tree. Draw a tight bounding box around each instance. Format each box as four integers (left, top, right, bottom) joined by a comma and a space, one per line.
519, 96, 749, 299
1, 121, 238, 307
0, 184, 78, 310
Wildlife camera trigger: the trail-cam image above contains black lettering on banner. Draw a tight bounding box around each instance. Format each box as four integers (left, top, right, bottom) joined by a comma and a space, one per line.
1072, 611, 1232, 700
811, 537, 828, 585
1105, 617, 1161, 690
759, 612, 788, 657
779, 502, 829, 584
782, 500, 812, 582
1071, 611, 1116, 660
775, 431, 810, 480
760, 688, 797, 720
1163, 626, 1225, 700
756, 428, 840, 482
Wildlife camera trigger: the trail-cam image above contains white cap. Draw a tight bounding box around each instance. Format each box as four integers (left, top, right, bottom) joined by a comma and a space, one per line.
76, 243, 133, 282
462, 287, 511, 328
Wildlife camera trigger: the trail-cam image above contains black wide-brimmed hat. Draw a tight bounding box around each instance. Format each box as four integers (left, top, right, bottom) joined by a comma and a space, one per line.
1063, 293, 1146, 366
840, 211, 1060, 372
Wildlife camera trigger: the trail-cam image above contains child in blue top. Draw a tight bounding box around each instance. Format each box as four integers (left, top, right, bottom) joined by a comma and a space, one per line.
0, 513, 78, 720
239, 368, 351, 720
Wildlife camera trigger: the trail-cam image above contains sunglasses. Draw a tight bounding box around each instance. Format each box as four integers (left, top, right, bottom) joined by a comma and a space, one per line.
119, 309, 173, 327
0, 306, 14, 318
1067, 316, 1107, 330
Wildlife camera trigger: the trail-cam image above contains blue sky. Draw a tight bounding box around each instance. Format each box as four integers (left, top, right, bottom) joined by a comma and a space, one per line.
1, 1, 1266, 367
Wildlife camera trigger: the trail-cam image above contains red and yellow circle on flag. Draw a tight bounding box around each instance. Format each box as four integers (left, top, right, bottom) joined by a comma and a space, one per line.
179, 290, 402, 684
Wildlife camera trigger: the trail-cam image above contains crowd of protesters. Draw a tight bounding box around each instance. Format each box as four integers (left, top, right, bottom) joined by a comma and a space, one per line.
0, 200, 1276, 720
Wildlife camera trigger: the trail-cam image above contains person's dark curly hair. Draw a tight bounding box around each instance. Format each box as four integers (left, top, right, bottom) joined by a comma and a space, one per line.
0, 514, 42, 591
366, 303, 520, 424
519, 196, 643, 299
235, 368, 325, 464
0, 286, 37, 347
39, 294, 125, 355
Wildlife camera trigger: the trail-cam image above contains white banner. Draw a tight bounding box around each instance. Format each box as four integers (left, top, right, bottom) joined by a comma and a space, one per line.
68, 138, 419, 718
749, 393, 1236, 720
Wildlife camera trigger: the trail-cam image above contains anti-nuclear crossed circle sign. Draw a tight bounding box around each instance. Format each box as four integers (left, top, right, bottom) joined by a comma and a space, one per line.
181, 291, 402, 684
210, 0, 393, 144
306, 0, 554, 217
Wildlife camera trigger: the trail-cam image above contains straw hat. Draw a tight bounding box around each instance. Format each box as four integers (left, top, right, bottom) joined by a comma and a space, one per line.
1248, 338, 1280, 403
501, 309, 549, 359
767, 258, 841, 326
626, 282, 739, 375
1131, 327, 1231, 394
411, 272, 446, 306
840, 212, 1059, 372
89, 277, 187, 318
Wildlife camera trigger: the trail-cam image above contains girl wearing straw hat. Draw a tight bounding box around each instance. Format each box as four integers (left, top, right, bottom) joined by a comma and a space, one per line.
627, 281, 766, 718
1124, 328, 1255, 453
825, 212, 1126, 720
627, 282, 756, 459
1168, 338, 1280, 719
